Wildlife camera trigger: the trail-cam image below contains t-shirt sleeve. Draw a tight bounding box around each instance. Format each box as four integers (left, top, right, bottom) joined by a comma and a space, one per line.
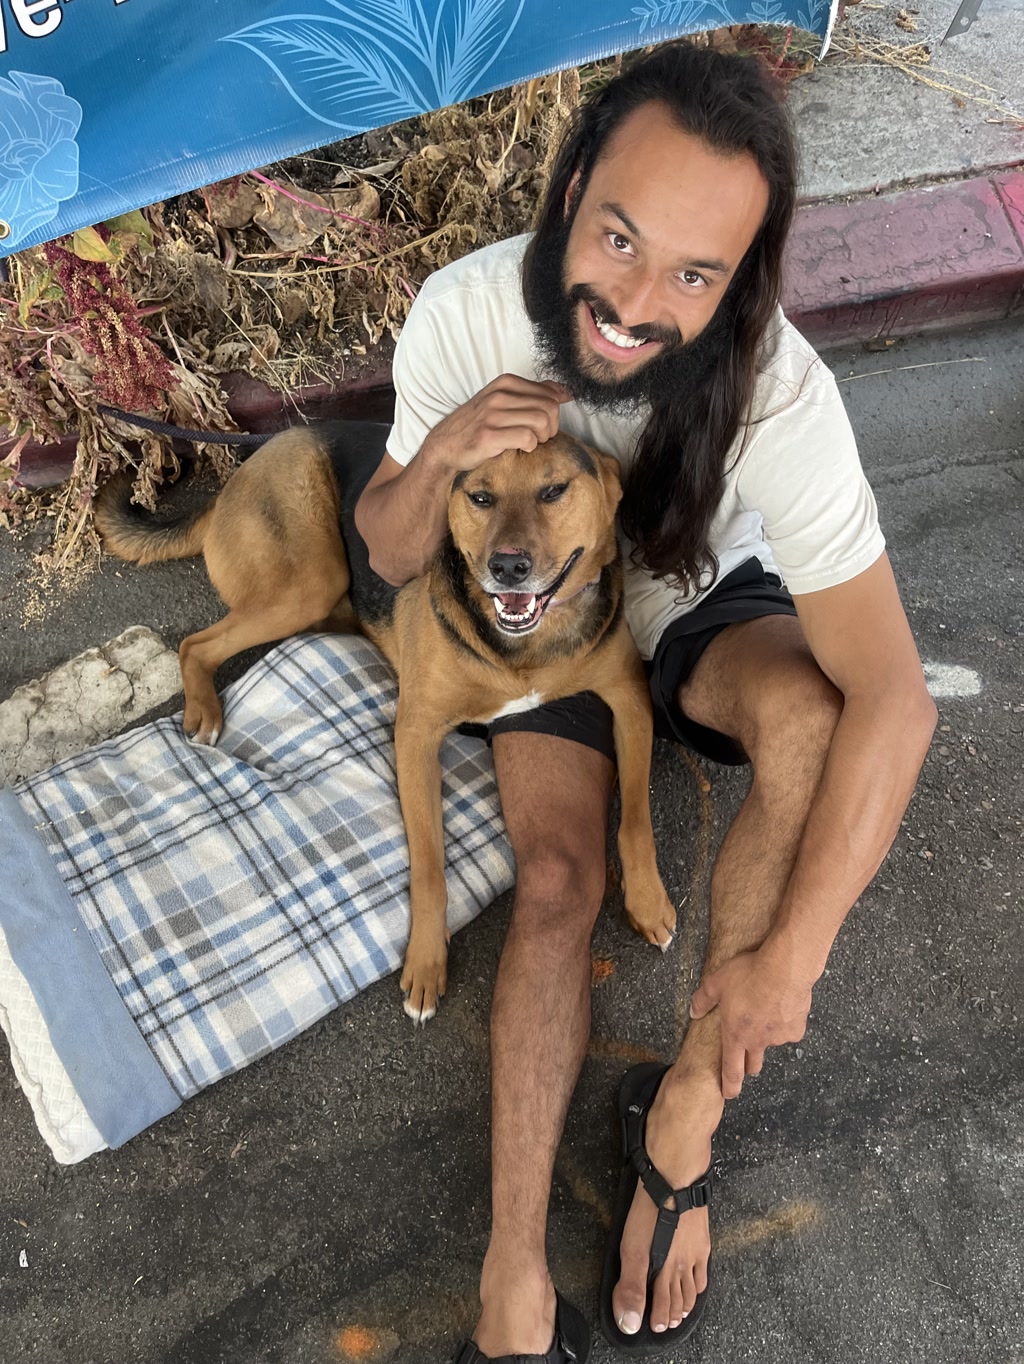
737, 366, 886, 594
386, 282, 482, 468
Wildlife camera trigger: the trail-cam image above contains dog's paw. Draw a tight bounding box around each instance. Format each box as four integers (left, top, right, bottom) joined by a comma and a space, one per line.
625, 890, 677, 952
400, 947, 448, 1026
183, 698, 223, 748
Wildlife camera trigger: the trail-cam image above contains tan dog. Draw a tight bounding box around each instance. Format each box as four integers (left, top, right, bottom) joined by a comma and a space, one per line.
95, 422, 677, 1022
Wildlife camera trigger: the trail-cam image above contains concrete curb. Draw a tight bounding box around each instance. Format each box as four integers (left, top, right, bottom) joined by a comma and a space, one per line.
0, 626, 181, 786
10, 166, 1024, 488
786, 170, 1024, 349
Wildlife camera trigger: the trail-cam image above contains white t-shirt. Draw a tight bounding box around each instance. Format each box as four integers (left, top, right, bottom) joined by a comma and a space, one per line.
388, 234, 885, 660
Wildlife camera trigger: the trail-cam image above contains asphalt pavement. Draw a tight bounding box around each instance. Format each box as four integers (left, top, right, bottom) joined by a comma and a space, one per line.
0, 318, 1022, 1363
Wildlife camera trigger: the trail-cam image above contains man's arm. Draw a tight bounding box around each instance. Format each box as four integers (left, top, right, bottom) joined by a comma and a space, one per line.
354, 375, 570, 586
690, 552, 937, 1096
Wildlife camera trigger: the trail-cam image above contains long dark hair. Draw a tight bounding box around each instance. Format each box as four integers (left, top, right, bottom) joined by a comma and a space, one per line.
523, 44, 797, 590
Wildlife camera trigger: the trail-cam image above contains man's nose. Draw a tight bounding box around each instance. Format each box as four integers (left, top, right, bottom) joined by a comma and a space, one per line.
610, 270, 661, 331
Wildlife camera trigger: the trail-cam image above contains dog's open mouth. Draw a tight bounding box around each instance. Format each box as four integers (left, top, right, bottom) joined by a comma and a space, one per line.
490, 549, 583, 635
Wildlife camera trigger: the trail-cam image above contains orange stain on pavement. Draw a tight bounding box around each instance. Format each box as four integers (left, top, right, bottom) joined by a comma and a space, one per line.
334, 1325, 399, 1361
716, 1199, 821, 1255
591, 956, 616, 983
587, 1035, 663, 1065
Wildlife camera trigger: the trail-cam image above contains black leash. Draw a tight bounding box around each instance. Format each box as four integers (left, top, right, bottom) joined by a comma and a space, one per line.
96, 403, 275, 448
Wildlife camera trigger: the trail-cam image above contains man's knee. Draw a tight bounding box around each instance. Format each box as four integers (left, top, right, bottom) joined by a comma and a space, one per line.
512, 839, 606, 938
746, 658, 843, 778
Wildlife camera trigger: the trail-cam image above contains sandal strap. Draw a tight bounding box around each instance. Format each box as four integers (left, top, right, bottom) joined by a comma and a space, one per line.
450, 1303, 582, 1364
623, 1098, 712, 1279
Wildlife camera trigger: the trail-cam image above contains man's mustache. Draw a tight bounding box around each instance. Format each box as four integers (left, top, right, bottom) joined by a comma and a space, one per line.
567, 283, 682, 349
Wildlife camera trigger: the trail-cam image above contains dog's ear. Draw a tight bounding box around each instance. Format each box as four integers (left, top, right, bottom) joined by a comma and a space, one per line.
595, 449, 623, 520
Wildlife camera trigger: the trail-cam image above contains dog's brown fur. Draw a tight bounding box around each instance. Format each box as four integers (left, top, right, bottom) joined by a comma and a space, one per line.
95, 425, 676, 1022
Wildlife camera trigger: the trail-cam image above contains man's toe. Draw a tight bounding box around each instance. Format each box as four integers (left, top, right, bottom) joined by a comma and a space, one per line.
612, 1238, 649, 1335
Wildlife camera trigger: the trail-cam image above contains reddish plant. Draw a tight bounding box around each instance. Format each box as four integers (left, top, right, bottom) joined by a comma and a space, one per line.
43, 241, 176, 412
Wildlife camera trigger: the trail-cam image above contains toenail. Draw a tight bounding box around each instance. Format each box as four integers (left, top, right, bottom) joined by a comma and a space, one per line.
652, 1323, 666, 1332
669, 1318, 682, 1328
618, 1311, 642, 1335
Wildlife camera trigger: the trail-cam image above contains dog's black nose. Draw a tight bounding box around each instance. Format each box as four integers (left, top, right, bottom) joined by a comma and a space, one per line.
488, 550, 533, 585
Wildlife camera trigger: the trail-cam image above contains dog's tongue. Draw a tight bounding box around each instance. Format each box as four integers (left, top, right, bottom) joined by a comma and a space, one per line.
497, 591, 534, 611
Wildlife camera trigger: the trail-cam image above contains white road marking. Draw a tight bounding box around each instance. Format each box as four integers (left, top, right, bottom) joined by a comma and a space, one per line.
922, 662, 982, 699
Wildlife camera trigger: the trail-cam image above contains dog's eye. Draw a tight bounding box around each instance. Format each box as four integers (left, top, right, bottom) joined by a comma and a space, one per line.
539, 484, 568, 503
467, 490, 494, 508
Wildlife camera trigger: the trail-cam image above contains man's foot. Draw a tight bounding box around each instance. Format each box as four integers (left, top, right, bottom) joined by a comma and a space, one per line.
473, 1261, 557, 1356
459, 1269, 590, 1362
608, 1066, 723, 1339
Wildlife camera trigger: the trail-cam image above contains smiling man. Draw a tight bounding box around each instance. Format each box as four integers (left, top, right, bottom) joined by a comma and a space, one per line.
355, 42, 936, 1362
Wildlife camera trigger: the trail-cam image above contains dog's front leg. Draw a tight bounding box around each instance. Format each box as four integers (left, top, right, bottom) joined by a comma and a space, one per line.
394, 709, 451, 1024
599, 663, 677, 951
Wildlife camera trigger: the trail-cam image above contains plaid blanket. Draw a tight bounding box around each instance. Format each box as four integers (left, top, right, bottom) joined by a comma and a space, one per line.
0, 633, 514, 1158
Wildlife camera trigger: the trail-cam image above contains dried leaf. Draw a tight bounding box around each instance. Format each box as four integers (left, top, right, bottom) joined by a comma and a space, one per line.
329, 183, 381, 225
253, 183, 330, 251
17, 268, 55, 326
205, 178, 263, 229
104, 209, 155, 257
70, 226, 118, 263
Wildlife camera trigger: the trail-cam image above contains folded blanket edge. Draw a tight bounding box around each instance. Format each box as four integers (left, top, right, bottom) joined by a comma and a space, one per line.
0, 789, 180, 1148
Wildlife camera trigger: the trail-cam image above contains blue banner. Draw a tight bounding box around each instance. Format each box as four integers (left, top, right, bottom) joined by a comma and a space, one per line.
0, 0, 836, 259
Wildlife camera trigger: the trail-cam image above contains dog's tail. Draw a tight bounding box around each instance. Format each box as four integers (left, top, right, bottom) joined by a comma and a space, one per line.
93, 473, 216, 565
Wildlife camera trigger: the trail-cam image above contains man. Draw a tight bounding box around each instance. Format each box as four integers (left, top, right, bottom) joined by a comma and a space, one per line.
355, 42, 936, 1361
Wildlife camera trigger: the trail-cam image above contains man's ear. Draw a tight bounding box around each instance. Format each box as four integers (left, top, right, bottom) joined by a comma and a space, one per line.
564, 168, 582, 221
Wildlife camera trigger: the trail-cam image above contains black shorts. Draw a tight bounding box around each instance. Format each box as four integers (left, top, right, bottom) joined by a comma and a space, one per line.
461, 558, 798, 767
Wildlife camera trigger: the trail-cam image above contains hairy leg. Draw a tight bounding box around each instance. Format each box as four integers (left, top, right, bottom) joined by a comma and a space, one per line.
612, 615, 843, 1335
474, 731, 615, 1356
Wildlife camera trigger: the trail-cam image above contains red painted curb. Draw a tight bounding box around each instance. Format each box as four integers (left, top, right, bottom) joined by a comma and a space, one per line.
784, 170, 1024, 347
10, 168, 1024, 488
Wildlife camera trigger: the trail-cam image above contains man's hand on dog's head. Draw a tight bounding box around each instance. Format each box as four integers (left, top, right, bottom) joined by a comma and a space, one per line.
421, 374, 574, 475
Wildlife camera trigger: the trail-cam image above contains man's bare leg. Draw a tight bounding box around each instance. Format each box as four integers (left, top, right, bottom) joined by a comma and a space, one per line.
610, 616, 843, 1336
474, 731, 615, 1356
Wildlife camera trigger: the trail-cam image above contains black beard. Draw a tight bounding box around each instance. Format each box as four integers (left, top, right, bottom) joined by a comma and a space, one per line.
525, 214, 736, 413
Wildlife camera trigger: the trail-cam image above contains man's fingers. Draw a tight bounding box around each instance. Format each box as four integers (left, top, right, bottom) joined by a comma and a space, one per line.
720, 1037, 746, 1099
688, 977, 719, 1021
745, 1049, 765, 1077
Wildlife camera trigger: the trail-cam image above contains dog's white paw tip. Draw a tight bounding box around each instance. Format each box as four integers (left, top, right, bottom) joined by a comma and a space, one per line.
403, 997, 436, 1025
657, 934, 675, 954
186, 729, 220, 748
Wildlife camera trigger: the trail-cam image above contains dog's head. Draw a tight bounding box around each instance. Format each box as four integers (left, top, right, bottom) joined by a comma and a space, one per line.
446, 432, 623, 639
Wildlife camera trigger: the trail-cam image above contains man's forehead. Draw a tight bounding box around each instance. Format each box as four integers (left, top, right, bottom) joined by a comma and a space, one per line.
582, 103, 769, 267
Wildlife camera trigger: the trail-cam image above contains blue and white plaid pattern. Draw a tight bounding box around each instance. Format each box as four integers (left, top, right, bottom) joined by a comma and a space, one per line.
13, 634, 514, 1100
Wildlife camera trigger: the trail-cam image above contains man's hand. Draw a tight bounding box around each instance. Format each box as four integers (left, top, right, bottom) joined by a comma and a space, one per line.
420, 374, 572, 474
688, 939, 815, 1099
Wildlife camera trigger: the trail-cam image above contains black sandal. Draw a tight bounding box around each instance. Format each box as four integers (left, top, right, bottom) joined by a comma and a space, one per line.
452, 1291, 591, 1363
599, 1062, 712, 1353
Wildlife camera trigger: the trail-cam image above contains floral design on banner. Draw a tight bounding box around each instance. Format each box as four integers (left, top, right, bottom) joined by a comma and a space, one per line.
0, 72, 82, 250
223, 0, 528, 133
632, 0, 831, 34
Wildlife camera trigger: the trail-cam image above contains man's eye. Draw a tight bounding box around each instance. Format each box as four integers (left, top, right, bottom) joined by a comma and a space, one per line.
468, 491, 494, 508
608, 232, 633, 253
540, 483, 568, 503
678, 270, 707, 288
